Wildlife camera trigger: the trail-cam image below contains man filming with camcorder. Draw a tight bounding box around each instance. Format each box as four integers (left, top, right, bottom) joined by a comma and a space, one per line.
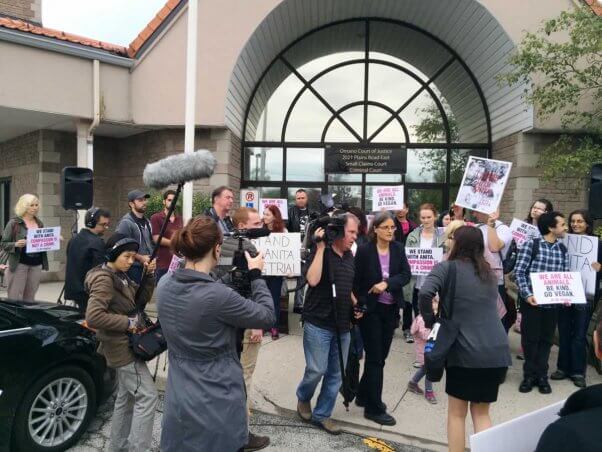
295, 212, 363, 435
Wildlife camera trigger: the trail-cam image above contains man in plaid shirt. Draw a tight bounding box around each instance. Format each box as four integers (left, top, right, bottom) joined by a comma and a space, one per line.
515, 211, 569, 394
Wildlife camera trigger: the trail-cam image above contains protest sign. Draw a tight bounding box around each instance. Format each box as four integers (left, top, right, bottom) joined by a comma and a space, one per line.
471, 399, 564, 452
509, 218, 540, 246
167, 254, 183, 273
455, 156, 512, 215
252, 233, 301, 276
561, 233, 599, 298
405, 247, 444, 276
240, 189, 259, 209
26, 226, 61, 253
371, 185, 404, 212
259, 198, 288, 220
530, 272, 586, 305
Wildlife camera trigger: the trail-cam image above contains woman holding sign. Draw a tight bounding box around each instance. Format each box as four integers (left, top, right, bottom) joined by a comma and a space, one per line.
0, 194, 48, 300
402, 204, 446, 342
551, 209, 602, 388
354, 212, 411, 425
263, 204, 287, 340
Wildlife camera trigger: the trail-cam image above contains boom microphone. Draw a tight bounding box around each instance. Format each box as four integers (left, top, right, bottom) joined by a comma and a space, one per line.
143, 150, 217, 189
223, 228, 271, 239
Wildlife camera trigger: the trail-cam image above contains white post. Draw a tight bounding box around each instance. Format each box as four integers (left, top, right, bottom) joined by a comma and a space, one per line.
183, 0, 198, 223
75, 121, 90, 231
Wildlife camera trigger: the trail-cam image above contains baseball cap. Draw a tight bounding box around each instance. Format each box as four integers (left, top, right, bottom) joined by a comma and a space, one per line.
127, 189, 150, 202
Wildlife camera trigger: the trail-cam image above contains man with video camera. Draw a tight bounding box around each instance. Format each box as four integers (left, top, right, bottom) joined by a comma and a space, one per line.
215, 206, 271, 452
296, 212, 363, 435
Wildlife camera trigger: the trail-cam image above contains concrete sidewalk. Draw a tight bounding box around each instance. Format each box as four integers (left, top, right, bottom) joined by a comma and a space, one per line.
20, 281, 602, 451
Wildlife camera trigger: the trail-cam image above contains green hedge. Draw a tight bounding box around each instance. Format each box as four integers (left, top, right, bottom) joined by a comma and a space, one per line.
146, 191, 212, 218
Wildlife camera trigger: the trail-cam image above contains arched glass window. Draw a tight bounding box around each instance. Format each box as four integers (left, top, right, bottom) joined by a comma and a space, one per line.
242, 19, 490, 217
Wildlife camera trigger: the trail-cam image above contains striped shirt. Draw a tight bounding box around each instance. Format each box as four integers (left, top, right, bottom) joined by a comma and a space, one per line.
514, 237, 569, 308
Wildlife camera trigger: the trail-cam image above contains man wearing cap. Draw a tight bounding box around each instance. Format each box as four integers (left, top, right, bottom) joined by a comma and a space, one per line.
116, 190, 154, 284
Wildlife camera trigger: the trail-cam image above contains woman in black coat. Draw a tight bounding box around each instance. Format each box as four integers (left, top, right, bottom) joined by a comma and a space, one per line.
354, 211, 412, 426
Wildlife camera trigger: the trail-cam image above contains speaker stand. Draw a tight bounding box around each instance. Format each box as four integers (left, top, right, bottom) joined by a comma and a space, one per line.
57, 210, 80, 306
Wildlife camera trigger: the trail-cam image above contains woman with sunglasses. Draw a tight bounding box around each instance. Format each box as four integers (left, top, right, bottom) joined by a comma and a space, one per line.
551, 209, 602, 388
354, 212, 411, 426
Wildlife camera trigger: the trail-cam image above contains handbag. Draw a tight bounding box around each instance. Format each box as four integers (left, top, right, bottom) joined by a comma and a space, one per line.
424, 261, 458, 382
128, 310, 167, 361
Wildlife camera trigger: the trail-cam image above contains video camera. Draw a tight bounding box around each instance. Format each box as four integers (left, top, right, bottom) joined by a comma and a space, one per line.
221, 228, 269, 297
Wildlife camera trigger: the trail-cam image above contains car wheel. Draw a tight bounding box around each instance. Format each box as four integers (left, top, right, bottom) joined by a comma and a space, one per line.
12, 365, 97, 452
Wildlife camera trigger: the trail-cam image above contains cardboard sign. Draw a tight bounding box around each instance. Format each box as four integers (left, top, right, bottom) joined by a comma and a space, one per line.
509, 218, 540, 246
240, 189, 259, 210
405, 247, 444, 276
259, 198, 288, 220
371, 185, 404, 212
252, 233, 301, 276
455, 156, 512, 215
26, 227, 61, 253
561, 233, 600, 298
471, 400, 564, 452
530, 272, 586, 305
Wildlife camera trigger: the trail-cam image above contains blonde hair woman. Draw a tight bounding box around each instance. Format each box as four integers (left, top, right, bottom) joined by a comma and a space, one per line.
0, 194, 48, 300
444, 219, 466, 255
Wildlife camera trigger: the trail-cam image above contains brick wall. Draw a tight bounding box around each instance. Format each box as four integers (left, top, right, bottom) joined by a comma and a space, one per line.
0, 0, 41, 24
493, 131, 588, 223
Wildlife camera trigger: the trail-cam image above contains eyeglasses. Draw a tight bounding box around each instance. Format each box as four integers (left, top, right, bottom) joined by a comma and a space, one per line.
377, 226, 397, 231
98, 222, 110, 229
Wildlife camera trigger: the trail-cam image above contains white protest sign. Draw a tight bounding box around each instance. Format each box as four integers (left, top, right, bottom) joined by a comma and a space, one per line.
455, 156, 512, 215
240, 189, 259, 210
371, 185, 404, 212
252, 233, 301, 276
530, 272, 586, 305
509, 218, 540, 246
405, 247, 444, 276
561, 233, 599, 298
259, 198, 288, 220
26, 226, 61, 253
470, 399, 564, 452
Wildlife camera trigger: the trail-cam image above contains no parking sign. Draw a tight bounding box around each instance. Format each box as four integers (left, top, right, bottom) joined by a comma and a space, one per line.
240, 189, 259, 209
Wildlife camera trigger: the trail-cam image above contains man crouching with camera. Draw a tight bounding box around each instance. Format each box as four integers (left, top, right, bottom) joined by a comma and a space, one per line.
296, 212, 363, 434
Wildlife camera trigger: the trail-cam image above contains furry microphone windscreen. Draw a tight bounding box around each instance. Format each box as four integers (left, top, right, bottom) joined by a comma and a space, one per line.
143, 150, 217, 189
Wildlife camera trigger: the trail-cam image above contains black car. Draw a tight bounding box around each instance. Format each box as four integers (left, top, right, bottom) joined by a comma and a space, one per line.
0, 299, 116, 452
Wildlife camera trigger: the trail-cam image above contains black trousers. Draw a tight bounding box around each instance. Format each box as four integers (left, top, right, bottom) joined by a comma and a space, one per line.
358, 303, 397, 414
520, 302, 559, 379
402, 288, 419, 331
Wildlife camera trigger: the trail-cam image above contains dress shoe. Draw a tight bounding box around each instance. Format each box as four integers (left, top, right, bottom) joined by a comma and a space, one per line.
537, 378, 552, 394
355, 398, 387, 411
519, 377, 535, 393
571, 375, 586, 388
243, 432, 270, 451
550, 370, 568, 380
364, 411, 396, 426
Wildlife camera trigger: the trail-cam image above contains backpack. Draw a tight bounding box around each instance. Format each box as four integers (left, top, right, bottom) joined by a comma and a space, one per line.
501, 239, 518, 274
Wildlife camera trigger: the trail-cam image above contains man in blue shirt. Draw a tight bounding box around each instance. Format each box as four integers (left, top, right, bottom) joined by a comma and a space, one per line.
515, 211, 569, 394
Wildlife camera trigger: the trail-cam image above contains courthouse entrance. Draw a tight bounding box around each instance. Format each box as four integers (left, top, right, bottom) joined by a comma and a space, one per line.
240, 19, 492, 217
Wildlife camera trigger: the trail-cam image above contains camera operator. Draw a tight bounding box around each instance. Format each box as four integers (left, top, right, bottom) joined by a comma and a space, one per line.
217, 206, 270, 451
295, 213, 363, 435
156, 215, 275, 452
65, 207, 111, 312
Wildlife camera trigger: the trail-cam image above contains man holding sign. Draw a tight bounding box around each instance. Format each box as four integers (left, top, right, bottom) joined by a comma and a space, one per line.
514, 212, 569, 395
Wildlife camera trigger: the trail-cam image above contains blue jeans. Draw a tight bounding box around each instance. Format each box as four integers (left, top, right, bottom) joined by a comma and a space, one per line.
557, 304, 591, 376
296, 322, 351, 422
411, 366, 433, 391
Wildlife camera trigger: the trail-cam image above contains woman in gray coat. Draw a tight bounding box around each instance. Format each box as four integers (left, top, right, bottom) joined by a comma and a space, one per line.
156, 216, 275, 452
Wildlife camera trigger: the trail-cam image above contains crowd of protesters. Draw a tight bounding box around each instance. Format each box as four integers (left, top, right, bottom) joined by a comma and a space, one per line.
1, 187, 601, 452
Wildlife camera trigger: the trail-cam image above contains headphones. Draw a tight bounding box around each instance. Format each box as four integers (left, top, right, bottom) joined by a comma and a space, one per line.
105, 237, 139, 262
85, 207, 100, 229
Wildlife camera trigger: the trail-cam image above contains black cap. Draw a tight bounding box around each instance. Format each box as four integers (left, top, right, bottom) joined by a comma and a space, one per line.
127, 189, 150, 202
105, 233, 139, 262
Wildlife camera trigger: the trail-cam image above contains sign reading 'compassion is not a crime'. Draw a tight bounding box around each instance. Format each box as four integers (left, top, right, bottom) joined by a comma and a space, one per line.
325, 146, 407, 174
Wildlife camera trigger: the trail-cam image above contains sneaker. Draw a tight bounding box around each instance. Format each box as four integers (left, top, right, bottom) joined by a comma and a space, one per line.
313, 417, 342, 435
297, 400, 312, 421
550, 370, 568, 380
412, 361, 422, 368
243, 432, 270, 451
571, 375, 586, 388
425, 390, 437, 404
537, 378, 552, 394
403, 330, 414, 343
364, 411, 396, 426
407, 381, 424, 395
271, 328, 279, 340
